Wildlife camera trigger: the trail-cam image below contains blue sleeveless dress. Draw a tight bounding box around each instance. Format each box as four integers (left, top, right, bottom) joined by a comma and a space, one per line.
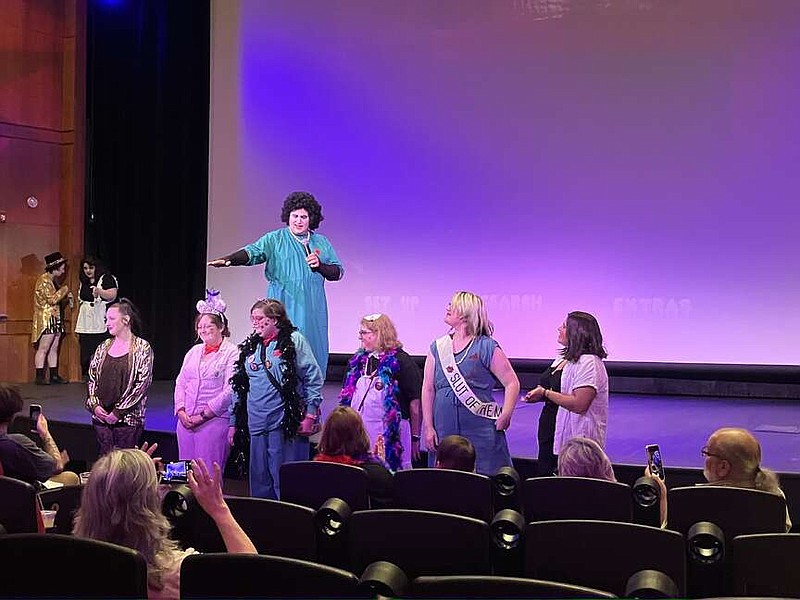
429, 335, 512, 475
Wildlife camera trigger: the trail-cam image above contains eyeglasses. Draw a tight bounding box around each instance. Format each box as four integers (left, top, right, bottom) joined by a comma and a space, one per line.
358, 330, 375, 337
701, 447, 725, 460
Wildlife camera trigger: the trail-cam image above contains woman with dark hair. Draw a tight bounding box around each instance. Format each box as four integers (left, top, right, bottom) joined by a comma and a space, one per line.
32, 252, 74, 385
85, 298, 154, 455
525, 311, 609, 454
75, 256, 118, 380
314, 406, 394, 508
208, 191, 344, 375
228, 298, 324, 499
339, 313, 422, 472
174, 290, 237, 469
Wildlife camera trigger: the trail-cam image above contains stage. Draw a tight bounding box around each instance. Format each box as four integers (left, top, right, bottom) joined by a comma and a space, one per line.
12, 379, 800, 472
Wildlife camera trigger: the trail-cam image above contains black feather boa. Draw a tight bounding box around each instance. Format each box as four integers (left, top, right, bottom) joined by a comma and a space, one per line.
229, 325, 304, 439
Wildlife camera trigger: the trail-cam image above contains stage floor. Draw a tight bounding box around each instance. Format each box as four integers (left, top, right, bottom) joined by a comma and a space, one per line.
14, 381, 800, 474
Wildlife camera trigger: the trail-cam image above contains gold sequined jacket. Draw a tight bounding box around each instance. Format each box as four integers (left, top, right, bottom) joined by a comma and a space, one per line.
31, 273, 69, 343
86, 336, 154, 427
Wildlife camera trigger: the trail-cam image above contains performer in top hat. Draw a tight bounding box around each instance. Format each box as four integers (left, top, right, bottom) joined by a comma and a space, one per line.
32, 252, 74, 385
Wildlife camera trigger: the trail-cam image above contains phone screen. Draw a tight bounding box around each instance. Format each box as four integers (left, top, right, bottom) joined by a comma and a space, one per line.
162, 460, 191, 484
29, 404, 42, 432
646, 444, 665, 481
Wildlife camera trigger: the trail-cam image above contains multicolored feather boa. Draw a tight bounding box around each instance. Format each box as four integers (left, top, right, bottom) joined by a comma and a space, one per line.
230, 327, 304, 439
339, 348, 403, 471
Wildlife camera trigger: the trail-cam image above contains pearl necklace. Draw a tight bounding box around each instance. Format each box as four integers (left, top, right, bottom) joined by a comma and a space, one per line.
453, 336, 476, 365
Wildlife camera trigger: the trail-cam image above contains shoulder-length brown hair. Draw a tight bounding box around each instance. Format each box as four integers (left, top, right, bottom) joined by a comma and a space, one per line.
560, 311, 607, 362
317, 406, 370, 458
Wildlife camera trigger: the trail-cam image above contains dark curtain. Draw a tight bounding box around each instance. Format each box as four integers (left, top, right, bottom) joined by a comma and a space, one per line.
85, 0, 210, 379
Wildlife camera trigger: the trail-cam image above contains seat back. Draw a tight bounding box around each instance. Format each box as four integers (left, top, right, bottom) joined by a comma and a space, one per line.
523, 476, 632, 523
733, 533, 800, 598
393, 468, 494, 522
38, 485, 84, 535
280, 461, 369, 511
407, 575, 616, 598
348, 509, 491, 578
0, 475, 41, 533
180, 553, 364, 598
525, 519, 686, 596
187, 497, 317, 560
667, 486, 787, 543
0, 533, 148, 598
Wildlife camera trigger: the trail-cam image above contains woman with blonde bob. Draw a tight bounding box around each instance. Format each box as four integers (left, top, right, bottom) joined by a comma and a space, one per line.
422, 291, 520, 475
314, 406, 394, 508
73, 448, 256, 598
557, 436, 616, 481
339, 313, 422, 471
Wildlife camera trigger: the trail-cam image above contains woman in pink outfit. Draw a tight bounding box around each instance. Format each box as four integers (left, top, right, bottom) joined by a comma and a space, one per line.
174, 290, 238, 469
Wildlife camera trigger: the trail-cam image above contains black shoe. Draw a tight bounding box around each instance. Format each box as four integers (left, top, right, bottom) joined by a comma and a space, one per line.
35, 377, 50, 386
49, 374, 68, 384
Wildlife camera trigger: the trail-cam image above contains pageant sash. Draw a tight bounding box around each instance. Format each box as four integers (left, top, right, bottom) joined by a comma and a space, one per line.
436, 335, 502, 420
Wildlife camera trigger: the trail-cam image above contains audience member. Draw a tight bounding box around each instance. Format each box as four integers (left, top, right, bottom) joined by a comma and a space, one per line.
557, 436, 616, 481
175, 290, 236, 468
435, 434, 476, 472
75, 256, 118, 380
86, 299, 154, 455
422, 291, 519, 476
699, 427, 791, 530
339, 312, 422, 471
228, 298, 323, 499
73, 449, 256, 598
314, 406, 394, 508
0, 383, 79, 487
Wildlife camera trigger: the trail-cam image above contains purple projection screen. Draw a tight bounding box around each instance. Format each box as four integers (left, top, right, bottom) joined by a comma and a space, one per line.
208, 0, 800, 365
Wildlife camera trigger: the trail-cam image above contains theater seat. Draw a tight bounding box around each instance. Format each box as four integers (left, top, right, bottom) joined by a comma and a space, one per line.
0, 533, 147, 598
280, 461, 369, 510
406, 575, 616, 598
523, 476, 633, 523
733, 533, 800, 598
347, 509, 491, 578
180, 553, 365, 598
525, 519, 685, 597
0, 476, 41, 533
393, 468, 494, 522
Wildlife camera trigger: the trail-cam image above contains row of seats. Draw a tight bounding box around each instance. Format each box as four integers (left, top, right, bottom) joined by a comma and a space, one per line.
1, 528, 798, 598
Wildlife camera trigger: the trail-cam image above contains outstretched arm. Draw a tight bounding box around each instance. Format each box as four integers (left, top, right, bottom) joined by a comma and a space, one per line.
208, 249, 249, 268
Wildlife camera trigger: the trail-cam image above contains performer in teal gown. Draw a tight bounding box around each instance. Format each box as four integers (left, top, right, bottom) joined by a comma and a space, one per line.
208, 192, 343, 376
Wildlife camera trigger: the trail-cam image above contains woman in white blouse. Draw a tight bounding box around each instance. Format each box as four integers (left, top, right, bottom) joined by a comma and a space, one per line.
525, 311, 609, 454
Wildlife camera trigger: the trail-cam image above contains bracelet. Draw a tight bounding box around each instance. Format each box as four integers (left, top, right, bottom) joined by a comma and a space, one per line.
543, 388, 549, 400
411, 434, 421, 442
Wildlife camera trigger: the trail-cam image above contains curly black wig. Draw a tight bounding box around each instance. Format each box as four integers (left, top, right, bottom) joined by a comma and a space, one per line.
281, 191, 324, 229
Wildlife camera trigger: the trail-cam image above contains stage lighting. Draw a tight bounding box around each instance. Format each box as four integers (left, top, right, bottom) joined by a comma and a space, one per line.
687, 521, 724, 565
162, 484, 194, 522
491, 509, 525, 550
315, 497, 352, 537
358, 561, 408, 598
625, 569, 679, 599
633, 475, 659, 508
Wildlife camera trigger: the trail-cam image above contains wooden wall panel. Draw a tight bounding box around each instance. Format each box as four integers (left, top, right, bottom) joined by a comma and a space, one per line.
0, 0, 85, 383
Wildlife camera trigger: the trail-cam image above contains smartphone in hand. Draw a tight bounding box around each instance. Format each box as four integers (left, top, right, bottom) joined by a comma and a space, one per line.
646, 443, 665, 481
30, 404, 42, 433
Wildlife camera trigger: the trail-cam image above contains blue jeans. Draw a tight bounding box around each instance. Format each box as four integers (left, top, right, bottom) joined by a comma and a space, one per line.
249, 429, 310, 499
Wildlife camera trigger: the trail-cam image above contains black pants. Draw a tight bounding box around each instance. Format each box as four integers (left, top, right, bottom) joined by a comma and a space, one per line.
536, 400, 559, 476
94, 423, 143, 456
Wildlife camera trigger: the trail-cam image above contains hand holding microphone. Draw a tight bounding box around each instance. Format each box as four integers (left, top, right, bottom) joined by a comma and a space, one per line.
303, 240, 320, 269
